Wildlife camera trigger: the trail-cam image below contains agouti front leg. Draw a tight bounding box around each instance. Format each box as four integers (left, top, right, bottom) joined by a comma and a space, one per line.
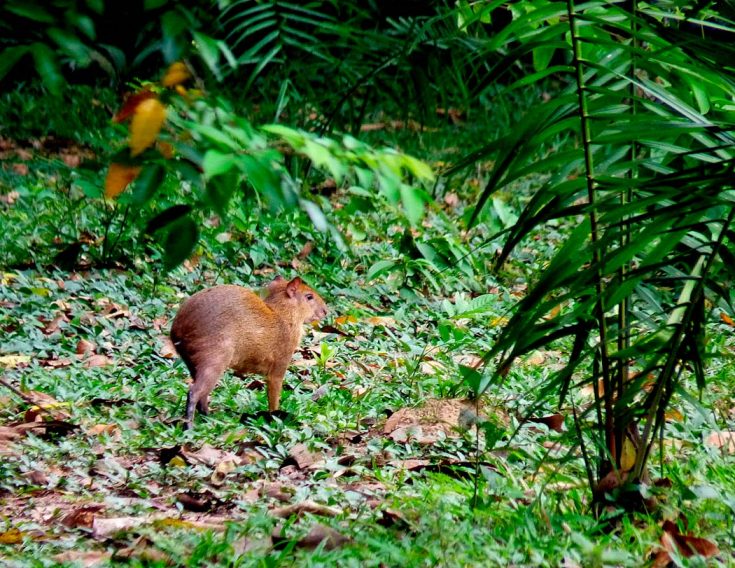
266, 364, 289, 412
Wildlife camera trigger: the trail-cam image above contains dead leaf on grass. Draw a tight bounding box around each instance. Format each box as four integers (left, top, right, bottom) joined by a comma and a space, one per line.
62, 504, 105, 528
181, 444, 241, 468
76, 339, 96, 356
294, 523, 351, 550
12, 163, 29, 176
527, 413, 565, 432
271, 500, 342, 519
420, 360, 446, 375
53, 550, 111, 567
261, 482, 294, 503
652, 520, 720, 567
23, 392, 71, 421
84, 354, 113, 368
177, 490, 217, 512
92, 514, 168, 538
287, 443, 321, 470
114, 536, 170, 563
42, 313, 69, 334
86, 424, 120, 437
0, 426, 23, 442
0, 354, 31, 368
40, 357, 74, 369
0, 191, 20, 205
705, 431, 735, 453
13, 420, 79, 439
384, 398, 484, 444
26, 470, 48, 486
0, 527, 24, 544
158, 337, 177, 359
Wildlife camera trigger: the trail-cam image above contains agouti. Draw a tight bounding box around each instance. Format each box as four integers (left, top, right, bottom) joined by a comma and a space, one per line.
171, 276, 328, 429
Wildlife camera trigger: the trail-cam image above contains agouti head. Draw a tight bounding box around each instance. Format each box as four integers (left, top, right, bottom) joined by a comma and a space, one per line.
265, 275, 328, 324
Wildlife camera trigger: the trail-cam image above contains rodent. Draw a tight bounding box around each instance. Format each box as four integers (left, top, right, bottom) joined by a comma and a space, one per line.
170, 276, 328, 429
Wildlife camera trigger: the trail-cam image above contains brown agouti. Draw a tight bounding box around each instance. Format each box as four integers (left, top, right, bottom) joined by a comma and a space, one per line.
171, 276, 328, 429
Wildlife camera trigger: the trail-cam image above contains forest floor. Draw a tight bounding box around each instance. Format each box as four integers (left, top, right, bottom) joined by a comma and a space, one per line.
1, 85, 734, 567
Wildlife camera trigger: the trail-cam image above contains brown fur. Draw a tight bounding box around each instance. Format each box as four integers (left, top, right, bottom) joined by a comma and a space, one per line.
170, 276, 328, 429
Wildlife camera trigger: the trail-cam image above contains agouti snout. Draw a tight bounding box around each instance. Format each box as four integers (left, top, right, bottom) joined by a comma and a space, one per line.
170, 276, 328, 429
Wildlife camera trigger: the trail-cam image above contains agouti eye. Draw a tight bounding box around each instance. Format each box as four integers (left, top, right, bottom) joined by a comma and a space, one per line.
305, 293, 314, 301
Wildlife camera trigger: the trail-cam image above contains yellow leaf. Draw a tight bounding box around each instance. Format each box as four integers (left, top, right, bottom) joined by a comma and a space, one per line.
168, 455, 187, 467
162, 61, 191, 87
620, 437, 637, 472
129, 98, 167, 157
0, 355, 31, 368
1, 272, 19, 285
0, 528, 23, 544
105, 163, 142, 199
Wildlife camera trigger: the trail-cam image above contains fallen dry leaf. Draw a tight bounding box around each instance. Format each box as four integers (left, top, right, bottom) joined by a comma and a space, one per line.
84, 354, 112, 368
181, 444, 241, 468
76, 339, 96, 356
288, 443, 320, 470
0, 426, 23, 442
42, 313, 68, 334
294, 523, 351, 550
527, 413, 565, 432
652, 519, 720, 567
12, 163, 29, 176
705, 431, 735, 453
0, 354, 31, 368
62, 504, 105, 529
271, 500, 342, 519
92, 514, 168, 538
0, 527, 24, 544
384, 398, 483, 444
364, 316, 397, 327
86, 424, 120, 437
53, 550, 111, 567
40, 357, 73, 368
159, 337, 177, 359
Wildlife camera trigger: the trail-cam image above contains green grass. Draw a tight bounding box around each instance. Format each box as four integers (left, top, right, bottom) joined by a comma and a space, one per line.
1, 84, 735, 567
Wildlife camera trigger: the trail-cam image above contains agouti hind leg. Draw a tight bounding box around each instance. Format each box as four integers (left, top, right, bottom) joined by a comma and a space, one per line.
185, 361, 227, 429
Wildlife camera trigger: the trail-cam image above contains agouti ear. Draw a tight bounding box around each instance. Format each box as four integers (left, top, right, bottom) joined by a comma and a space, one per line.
286, 277, 302, 297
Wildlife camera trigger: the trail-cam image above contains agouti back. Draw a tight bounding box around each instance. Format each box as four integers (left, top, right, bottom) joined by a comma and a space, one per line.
170, 276, 328, 429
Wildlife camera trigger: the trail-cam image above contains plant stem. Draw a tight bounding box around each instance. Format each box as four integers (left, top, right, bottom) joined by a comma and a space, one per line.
565, 0, 614, 469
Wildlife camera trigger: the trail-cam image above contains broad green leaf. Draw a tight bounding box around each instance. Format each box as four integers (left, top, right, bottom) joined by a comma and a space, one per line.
532, 45, 555, 72
400, 185, 427, 227
202, 149, 237, 178
5, 3, 54, 22
144, 0, 169, 9
67, 12, 96, 40
193, 31, 221, 79
46, 27, 91, 65
131, 164, 166, 205
206, 169, 239, 217
163, 217, 198, 270
145, 205, 192, 234
301, 200, 328, 232
366, 260, 398, 282
30, 43, 63, 95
